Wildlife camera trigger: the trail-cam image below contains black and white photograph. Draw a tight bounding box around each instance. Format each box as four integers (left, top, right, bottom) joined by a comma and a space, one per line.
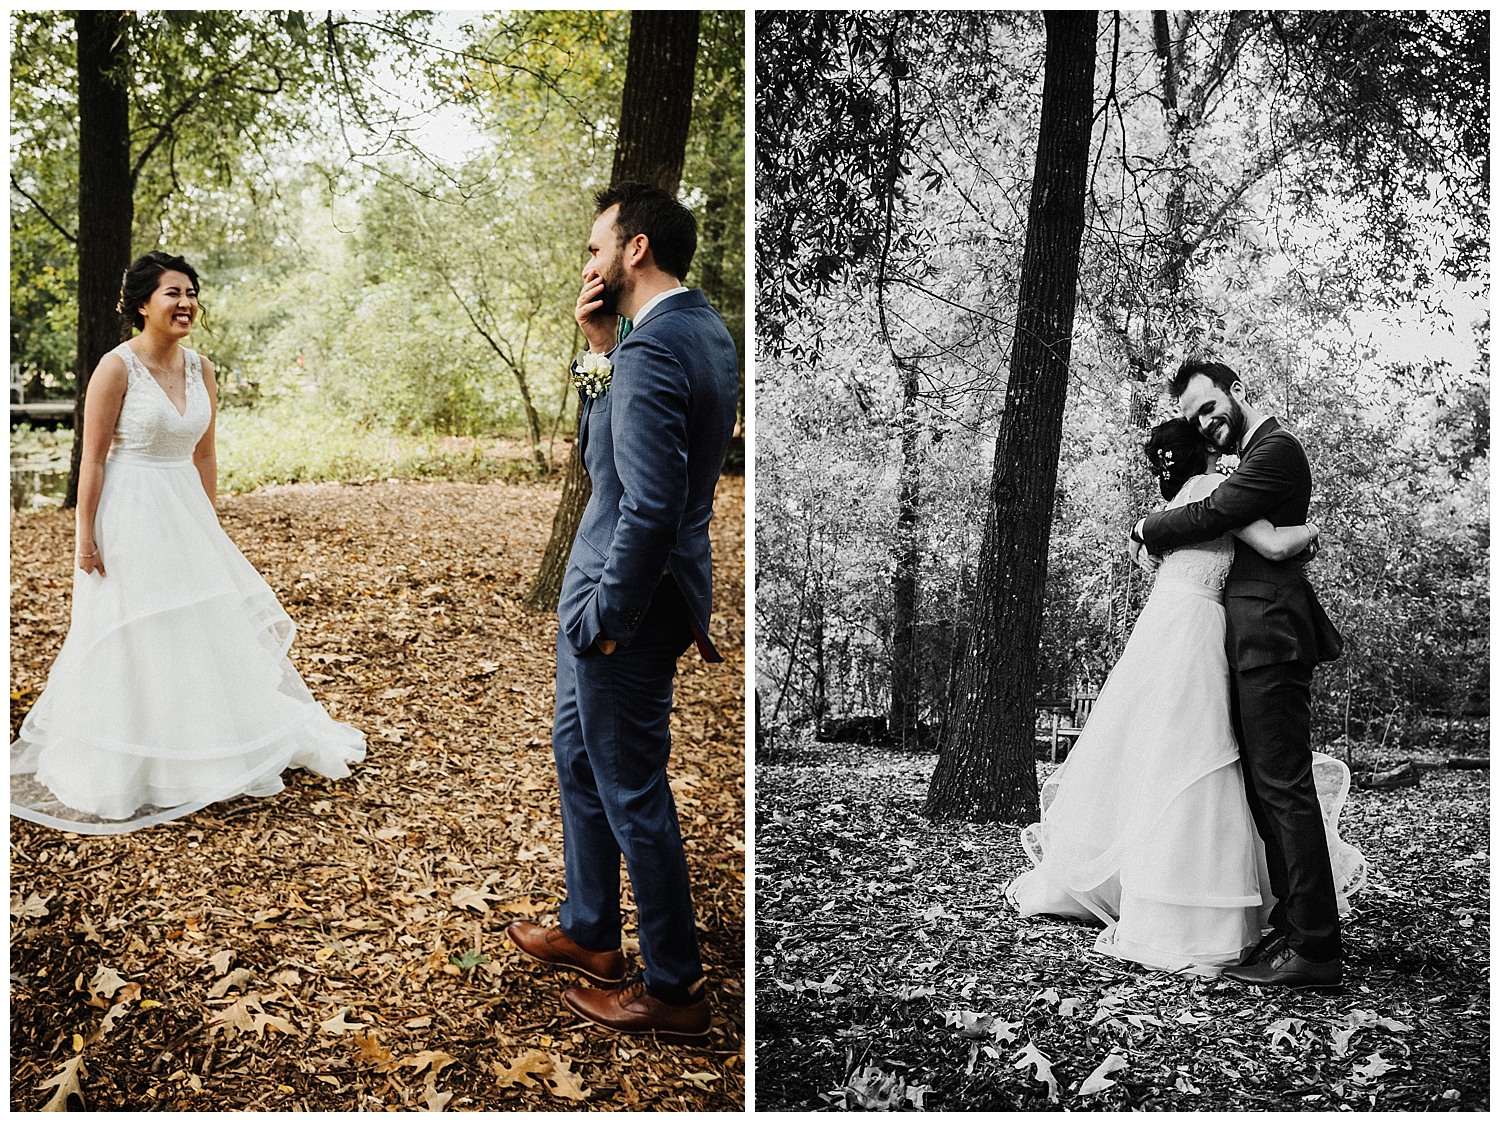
754, 10, 1487, 1110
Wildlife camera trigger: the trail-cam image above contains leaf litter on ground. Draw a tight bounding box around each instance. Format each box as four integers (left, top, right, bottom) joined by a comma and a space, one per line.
755, 734, 1488, 1110
11, 475, 745, 1111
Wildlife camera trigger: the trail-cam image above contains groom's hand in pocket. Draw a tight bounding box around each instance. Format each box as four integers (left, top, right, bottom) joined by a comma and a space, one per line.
594, 638, 617, 655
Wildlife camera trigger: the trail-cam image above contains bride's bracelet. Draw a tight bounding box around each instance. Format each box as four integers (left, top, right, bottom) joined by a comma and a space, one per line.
77, 545, 99, 559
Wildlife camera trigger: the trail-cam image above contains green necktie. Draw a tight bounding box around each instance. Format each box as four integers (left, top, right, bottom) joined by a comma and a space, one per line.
617, 315, 632, 344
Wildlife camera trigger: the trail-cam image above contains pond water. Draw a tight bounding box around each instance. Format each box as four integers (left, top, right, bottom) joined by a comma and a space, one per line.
11, 467, 70, 512
11, 425, 74, 511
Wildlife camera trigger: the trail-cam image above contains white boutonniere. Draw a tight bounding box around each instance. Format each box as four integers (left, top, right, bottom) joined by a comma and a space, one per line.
572, 351, 612, 399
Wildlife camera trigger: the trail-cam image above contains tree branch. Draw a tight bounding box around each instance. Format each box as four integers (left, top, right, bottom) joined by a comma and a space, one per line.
10, 175, 77, 244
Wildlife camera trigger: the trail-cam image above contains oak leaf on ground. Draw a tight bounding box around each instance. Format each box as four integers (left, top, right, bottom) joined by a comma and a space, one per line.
37, 1055, 86, 1111
1079, 1051, 1127, 1096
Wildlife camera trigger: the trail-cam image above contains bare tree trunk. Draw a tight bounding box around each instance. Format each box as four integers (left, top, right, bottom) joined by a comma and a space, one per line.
66, 11, 133, 508
524, 401, 591, 611
924, 11, 1097, 824
877, 24, 920, 748
526, 10, 702, 610
515, 378, 547, 472
811, 580, 828, 725
889, 357, 920, 745
611, 11, 700, 193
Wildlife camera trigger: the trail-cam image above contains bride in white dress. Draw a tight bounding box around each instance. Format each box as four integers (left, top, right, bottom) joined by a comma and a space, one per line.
11, 251, 365, 833
1008, 418, 1365, 974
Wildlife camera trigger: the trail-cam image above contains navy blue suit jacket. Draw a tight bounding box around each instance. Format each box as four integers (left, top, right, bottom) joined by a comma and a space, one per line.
558, 288, 738, 659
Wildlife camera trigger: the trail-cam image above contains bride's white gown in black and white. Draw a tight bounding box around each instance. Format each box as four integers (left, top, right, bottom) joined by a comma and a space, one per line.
11, 343, 365, 833
1008, 472, 1366, 974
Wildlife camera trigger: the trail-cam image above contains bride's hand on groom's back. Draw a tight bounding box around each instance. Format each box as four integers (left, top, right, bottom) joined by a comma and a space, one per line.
1304, 525, 1322, 561
1128, 533, 1160, 573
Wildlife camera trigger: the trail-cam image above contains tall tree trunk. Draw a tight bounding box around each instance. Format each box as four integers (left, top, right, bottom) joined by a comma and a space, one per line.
889, 357, 920, 744
811, 579, 828, 724
877, 23, 920, 748
66, 11, 133, 509
525, 399, 592, 610
611, 11, 700, 193
924, 11, 1097, 823
525, 10, 702, 611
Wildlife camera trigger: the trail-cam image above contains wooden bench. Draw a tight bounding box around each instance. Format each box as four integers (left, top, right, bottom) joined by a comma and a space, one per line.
1037, 688, 1099, 762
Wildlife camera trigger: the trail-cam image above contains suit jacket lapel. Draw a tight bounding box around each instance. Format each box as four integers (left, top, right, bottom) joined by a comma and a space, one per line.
578, 393, 593, 458
1242, 417, 1281, 457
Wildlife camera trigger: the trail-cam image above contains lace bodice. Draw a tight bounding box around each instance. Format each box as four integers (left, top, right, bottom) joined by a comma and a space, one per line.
1154, 473, 1234, 591
111, 343, 211, 459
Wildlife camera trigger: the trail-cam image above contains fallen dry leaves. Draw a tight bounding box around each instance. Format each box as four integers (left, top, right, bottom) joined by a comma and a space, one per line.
756, 734, 1488, 1111
11, 474, 745, 1110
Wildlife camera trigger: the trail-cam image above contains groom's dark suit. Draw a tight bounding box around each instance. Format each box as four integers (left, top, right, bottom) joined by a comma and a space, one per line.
554, 288, 738, 1000
1141, 418, 1343, 962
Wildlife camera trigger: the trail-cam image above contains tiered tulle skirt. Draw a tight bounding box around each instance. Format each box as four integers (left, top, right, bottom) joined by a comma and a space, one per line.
11, 452, 365, 833
1007, 576, 1366, 974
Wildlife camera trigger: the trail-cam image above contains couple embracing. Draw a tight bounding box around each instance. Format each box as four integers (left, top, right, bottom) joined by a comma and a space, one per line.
1010, 359, 1367, 988
12, 183, 739, 1040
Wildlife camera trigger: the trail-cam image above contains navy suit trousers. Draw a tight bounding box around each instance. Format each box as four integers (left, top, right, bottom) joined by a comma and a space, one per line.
552, 575, 702, 1000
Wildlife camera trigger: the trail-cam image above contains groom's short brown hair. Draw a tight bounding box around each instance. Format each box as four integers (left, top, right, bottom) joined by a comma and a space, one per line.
1168, 357, 1241, 400
594, 181, 697, 282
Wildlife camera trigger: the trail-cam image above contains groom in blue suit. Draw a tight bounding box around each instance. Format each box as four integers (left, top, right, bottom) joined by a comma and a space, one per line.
507, 183, 738, 1038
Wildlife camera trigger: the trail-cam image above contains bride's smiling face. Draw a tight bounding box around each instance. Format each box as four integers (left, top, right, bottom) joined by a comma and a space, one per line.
1177, 373, 1246, 454
137, 270, 199, 337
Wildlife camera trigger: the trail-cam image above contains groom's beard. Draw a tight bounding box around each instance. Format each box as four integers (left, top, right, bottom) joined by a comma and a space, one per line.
598, 261, 628, 317
1204, 399, 1246, 453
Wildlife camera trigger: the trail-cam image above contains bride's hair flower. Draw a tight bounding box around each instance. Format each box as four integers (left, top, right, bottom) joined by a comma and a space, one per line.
572, 351, 612, 399
1143, 417, 1208, 500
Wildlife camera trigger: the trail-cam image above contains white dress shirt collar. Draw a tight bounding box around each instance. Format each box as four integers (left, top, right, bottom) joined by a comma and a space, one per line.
633, 286, 688, 325
1241, 415, 1274, 453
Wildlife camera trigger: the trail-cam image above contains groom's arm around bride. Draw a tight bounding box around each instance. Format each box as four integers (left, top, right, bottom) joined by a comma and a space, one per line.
1132, 360, 1341, 668
1132, 358, 1347, 989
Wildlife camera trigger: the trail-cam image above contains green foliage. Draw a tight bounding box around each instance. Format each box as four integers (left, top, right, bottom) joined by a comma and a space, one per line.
685, 11, 747, 380
446, 10, 629, 155
9, 9, 432, 388
11, 9, 744, 465
213, 398, 538, 495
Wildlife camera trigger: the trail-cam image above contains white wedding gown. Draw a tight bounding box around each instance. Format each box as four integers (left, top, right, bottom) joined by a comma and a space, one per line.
1008, 472, 1367, 974
11, 343, 365, 833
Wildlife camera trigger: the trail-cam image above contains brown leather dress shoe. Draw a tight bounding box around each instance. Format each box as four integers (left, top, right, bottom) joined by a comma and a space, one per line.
563, 977, 711, 1041
506, 922, 625, 984
1222, 942, 1342, 991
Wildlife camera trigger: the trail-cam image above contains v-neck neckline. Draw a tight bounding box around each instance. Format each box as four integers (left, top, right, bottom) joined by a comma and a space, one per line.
127, 344, 190, 418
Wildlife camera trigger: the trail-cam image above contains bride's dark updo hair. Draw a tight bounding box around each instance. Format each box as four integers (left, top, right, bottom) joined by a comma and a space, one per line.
1144, 417, 1208, 500
119, 251, 201, 331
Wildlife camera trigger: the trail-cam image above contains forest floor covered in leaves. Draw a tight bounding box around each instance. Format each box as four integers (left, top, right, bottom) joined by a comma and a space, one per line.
755, 735, 1488, 1111
10, 474, 745, 1111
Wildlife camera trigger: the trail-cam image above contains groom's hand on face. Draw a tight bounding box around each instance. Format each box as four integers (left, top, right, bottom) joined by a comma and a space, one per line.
575, 269, 616, 354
